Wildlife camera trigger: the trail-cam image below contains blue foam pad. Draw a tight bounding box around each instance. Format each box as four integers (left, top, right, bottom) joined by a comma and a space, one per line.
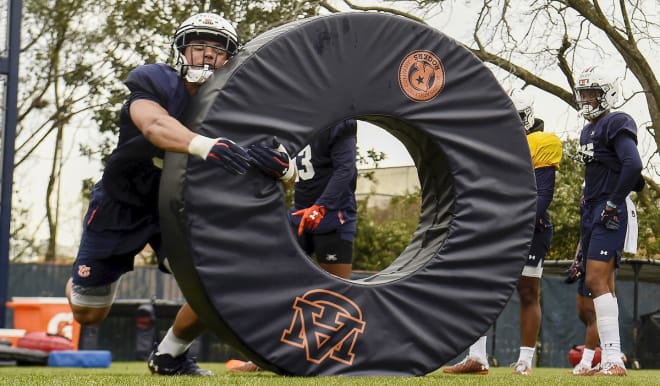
48, 350, 112, 368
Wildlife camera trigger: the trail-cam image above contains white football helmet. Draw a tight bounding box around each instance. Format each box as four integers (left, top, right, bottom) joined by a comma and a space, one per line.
172, 13, 240, 84
507, 88, 535, 132
574, 65, 620, 120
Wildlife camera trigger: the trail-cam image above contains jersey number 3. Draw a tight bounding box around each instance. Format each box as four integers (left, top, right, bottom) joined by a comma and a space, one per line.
296, 144, 316, 181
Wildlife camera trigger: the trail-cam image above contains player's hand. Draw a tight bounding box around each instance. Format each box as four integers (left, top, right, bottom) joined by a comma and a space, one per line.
564, 255, 585, 284
292, 204, 326, 237
247, 137, 294, 180
207, 138, 252, 175
600, 206, 621, 231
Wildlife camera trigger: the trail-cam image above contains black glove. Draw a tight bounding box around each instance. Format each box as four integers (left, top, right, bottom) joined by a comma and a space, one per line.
248, 137, 292, 180
565, 255, 585, 284
600, 206, 621, 231
207, 138, 252, 175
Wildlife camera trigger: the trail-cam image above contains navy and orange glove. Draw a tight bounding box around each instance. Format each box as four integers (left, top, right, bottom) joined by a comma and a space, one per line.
292, 204, 326, 237
600, 205, 621, 231
248, 137, 295, 181
188, 135, 251, 175
564, 254, 585, 284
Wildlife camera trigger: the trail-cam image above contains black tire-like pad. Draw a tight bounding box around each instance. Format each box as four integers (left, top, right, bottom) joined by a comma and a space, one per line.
0, 345, 49, 366
160, 12, 536, 376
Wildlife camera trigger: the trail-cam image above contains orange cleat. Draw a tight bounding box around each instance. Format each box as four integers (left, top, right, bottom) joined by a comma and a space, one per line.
442, 357, 489, 375
226, 359, 262, 373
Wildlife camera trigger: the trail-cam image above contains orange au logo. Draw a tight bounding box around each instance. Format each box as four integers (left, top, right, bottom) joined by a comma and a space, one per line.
399, 50, 445, 102
281, 289, 366, 366
77, 265, 91, 278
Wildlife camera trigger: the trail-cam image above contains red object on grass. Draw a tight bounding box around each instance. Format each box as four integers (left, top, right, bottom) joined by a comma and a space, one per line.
16, 331, 74, 352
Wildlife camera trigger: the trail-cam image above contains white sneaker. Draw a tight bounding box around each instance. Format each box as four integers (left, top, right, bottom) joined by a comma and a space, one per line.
595, 361, 627, 376
572, 362, 599, 376
511, 360, 531, 375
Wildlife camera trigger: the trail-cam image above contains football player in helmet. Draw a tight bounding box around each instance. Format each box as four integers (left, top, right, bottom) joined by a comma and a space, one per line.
288, 119, 358, 280
443, 88, 562, 376
573, 65, 643, 376
65, 12, 291, 376
226, 120, 358, 374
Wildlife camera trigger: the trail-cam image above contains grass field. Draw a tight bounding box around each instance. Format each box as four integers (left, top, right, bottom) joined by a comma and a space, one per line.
1, 362, 658, 385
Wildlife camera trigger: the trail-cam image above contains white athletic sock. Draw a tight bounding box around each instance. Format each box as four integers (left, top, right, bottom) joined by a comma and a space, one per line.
593, 293, 623, 364
580, 348, 595, 368
518, 346, 535, 368
157, 327, 194, 357
468, 336, 488, 365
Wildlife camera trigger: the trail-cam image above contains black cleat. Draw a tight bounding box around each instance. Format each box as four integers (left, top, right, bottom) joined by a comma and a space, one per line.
147, 349, 213, 376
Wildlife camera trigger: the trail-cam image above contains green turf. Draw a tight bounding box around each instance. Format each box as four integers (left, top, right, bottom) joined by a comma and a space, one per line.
0, 362, 658, 385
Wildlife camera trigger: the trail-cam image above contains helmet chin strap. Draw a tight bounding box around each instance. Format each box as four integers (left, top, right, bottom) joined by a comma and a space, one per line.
581, 103, 607, 120
180, 56, 214, 84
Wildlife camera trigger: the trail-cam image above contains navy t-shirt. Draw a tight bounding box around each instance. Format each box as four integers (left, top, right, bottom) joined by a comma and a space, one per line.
101, 64, 190, 207
578, 111, 642, 204
293, 119, 358, 213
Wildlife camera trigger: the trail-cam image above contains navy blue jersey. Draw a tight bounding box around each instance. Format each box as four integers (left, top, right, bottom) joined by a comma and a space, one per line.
527, 128, 562, 231
534, 166, 556, 230
293, 120, 358, 212
101, 64, 190, 207
578, 112, 642, 204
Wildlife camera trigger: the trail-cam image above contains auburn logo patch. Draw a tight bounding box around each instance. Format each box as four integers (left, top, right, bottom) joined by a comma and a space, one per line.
77, 265, 91, 278
398, 50, 445, 102
281, 289, 366, 366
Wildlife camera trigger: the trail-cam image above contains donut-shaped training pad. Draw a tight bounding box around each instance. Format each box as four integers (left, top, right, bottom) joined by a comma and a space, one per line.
159, 12, 536, 376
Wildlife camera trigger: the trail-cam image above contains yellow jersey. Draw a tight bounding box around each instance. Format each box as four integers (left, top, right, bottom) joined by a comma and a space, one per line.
527, 131, 562, 170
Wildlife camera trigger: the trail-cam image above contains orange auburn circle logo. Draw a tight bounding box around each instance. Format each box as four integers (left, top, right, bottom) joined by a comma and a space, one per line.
398, 50, 445, 102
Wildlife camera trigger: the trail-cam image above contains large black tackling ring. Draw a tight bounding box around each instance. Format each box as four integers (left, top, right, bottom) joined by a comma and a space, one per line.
159, 12, 536, 376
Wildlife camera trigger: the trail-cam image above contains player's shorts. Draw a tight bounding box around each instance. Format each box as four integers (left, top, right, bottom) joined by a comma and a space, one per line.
580, 198, 628, 267
296, 231, 353, 265
71, 182, 166, 289
522, 225, 552, 278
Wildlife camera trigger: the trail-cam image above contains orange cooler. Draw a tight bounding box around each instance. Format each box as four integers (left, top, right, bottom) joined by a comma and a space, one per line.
5, 297, 81, 349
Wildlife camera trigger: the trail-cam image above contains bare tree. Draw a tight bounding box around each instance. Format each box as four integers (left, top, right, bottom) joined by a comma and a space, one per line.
322, 0, 658, 175
320, 0, 659, 258
12, 0, 656, 261
12, 0, 321, 261
15, 0, 124, 261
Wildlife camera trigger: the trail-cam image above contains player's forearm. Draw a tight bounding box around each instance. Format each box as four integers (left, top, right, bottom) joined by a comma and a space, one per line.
140, 116, 197, 154
131, 99, 197, 153
610, 134, 642, 204
534, 167, 555, 218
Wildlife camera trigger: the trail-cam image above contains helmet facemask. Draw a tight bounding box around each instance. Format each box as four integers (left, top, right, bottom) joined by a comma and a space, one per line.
507, 88, 535, 133
175, 36, 228, 84
518, 105, 534, 132
172, 13, 240, 84
575, 86, 612, 120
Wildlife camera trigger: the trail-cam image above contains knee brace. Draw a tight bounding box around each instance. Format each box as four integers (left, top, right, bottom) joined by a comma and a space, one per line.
69, 279, 121, 308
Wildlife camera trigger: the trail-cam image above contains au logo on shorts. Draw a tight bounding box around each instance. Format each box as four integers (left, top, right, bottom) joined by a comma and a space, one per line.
281, 289, 366, 366
398, 50, 445, 102
77, 265, 91, 278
